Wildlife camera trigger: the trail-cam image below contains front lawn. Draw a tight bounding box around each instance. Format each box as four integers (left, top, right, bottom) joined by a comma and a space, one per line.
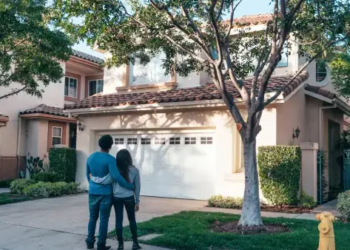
110, 211, 350, 250
0, 192, 33, 205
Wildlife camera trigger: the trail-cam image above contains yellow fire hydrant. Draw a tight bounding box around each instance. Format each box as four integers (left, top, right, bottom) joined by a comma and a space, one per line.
316, 212, 336, 250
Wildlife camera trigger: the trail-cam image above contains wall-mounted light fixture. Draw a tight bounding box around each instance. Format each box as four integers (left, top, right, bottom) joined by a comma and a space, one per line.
293, 127, 301, 139
78, 121, 84, 132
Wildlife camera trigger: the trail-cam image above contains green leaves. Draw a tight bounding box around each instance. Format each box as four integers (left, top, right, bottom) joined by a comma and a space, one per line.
330, 53, 350, 98
258, 146, 302, 205
0, 0, 72, 99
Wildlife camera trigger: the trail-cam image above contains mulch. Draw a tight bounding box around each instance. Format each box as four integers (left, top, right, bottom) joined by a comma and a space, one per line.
260, 204, 311, 214
211, 221, 290, 235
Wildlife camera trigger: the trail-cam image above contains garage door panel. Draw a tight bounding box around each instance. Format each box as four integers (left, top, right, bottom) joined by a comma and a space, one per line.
101, 132, 216, 200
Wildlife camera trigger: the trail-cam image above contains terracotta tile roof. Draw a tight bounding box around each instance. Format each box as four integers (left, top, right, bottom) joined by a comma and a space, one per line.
304, 84, 337, 99
20, 104, 68, 117
224, 14, 273, 27
72, 49, 104, 64
65, 72, 309, 110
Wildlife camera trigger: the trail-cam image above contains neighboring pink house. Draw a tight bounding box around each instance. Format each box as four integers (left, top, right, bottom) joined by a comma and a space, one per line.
0, 50, 104, 180
63, 15, 350, 201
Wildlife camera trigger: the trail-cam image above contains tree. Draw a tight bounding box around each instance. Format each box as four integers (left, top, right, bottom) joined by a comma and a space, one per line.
0, 0, 72, 100
329, 52, 350, 98
53, 0, 350, 226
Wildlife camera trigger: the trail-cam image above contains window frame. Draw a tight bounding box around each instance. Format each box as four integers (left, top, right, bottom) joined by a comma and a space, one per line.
51, 126, 63, 146
65, 76, 78, 98
88, 79, 104, 96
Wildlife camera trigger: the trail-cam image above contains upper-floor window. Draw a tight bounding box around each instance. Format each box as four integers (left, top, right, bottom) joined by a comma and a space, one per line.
129, 52, 171, 85
316, 62, 327, 82
65, 77, 78, 98
276, 46, 288, 68
89, 79, 104, 96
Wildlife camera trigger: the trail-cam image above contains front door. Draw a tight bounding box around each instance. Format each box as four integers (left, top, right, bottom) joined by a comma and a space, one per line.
328, 120, 342, 198
69, 123, 77, 149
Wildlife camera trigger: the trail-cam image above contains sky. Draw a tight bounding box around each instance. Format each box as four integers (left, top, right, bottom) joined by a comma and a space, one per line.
72, 0, 272, 58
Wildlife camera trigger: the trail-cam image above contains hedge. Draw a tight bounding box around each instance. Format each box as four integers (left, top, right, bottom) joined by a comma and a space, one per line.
258, 146, 301, 205
0, 179, 13, 188
10, 179, 36, 195
23, 182, 79, 198
208, 195, 243, 209
49, 148, 77, 182
337, 190, 350, 222
32, 172, 59, 183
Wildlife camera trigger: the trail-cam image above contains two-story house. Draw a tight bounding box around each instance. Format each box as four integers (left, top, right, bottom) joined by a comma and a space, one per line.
62, 14, 350, 200
0, 50, 104, 180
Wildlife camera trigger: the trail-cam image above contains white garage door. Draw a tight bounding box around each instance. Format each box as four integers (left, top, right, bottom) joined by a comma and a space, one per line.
99, 132, 216, 200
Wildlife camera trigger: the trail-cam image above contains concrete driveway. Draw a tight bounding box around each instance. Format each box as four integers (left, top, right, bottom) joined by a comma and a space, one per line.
0, 194, 206, 250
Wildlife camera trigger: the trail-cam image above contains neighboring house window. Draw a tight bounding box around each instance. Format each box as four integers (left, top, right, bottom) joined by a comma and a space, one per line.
276, 46, 288, 68
129, 52, 171, 85
65, 77, 78, 98
52, 126, 62, 146
316, 62, 327, 82
89, 79, 104, 96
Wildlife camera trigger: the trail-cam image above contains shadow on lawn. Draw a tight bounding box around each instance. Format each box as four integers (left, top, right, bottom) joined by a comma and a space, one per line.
109, 211, 349, 250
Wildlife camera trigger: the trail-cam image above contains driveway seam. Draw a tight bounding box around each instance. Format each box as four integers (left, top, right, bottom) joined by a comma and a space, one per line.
0, 222, 86, 237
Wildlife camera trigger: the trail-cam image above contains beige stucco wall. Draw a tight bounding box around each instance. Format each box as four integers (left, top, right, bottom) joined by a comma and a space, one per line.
75, 107, 276, 201
25, 120, 49, 158
276, 88, 306, 145
0, 61, 66, 158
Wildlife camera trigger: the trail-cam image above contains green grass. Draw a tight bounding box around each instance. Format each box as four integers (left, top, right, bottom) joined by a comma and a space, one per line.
110, 211, 350, 250
0, 192, 33, 205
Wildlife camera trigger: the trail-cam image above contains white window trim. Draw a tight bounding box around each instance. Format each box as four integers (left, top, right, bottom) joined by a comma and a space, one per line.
52, 126, 63, 146
65, 76, 78, 98
88, 79, 104, 96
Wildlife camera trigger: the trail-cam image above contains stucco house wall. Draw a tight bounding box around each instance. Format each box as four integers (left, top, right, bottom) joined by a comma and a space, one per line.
276, 87, 306, 145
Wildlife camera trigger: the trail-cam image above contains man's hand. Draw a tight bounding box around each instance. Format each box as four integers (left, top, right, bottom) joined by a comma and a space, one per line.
135, 204, 140, 212
89, 173, 92, 178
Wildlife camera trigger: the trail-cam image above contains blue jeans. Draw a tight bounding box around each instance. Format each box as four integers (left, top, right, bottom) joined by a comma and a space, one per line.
86, 194, 112, 246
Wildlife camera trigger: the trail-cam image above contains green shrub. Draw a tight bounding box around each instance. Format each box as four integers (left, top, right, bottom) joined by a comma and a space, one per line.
32, 172, 59, 183
49, 148, 77, 182
208, 195, 243, 209
10, 179, 36, 195
25, 154, 46, 177
337, 190, 350, 221
23, 182, 79, 198
258, 146, 301, 205
299, 191, 317, 208
0, 179, 14, 188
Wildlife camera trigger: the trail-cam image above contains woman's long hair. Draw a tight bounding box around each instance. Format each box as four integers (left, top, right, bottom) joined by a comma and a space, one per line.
116, 149, 132, 183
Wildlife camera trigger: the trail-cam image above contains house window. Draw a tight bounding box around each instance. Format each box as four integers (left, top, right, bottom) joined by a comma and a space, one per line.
201, 137, 213, 144
316, 62, 327, 82
127, 138, 138, 145
155, 137, 166, 145
52, 126, 62, 146
169, 137, 181, 145
276, 46, 288, 68
129, 52, 171, 85
115, 138, 124, 145
185, 137, 196, 145
65, 77, 78, 98
89, 79, 104, 96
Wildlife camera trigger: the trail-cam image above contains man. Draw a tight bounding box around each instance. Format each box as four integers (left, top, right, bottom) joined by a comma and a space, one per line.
86, 135, 134, 250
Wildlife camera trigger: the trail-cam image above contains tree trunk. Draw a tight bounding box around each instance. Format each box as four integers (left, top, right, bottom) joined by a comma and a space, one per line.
238, 139, 263, 226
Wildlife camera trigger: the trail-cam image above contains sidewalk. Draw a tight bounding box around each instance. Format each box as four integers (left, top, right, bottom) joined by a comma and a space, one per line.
311, 199, 340, 217
0, 188, 9, 193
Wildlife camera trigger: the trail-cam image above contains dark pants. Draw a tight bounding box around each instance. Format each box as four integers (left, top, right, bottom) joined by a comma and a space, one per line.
113, 196, 138, 243
86, 194, 112, 246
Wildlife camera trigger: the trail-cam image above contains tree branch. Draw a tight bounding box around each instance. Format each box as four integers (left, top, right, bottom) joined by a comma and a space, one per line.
224, 0, 243, 41
0, 86, 27, 100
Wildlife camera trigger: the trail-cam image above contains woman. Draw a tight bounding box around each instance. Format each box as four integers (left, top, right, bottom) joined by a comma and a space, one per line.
90, 149, 141, 250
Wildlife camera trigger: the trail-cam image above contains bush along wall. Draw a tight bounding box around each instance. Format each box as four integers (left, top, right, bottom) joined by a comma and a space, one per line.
258, 146, 301, 206
49, 148, 77, 182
